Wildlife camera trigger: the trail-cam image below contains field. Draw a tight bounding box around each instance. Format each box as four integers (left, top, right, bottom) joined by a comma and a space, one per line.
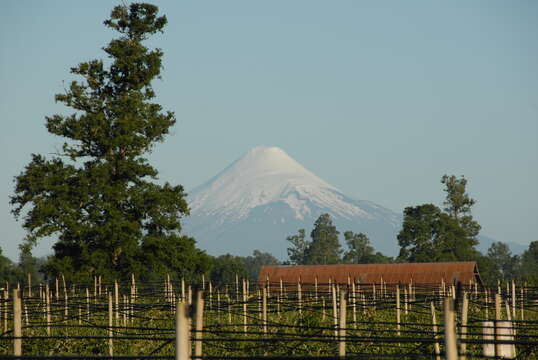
1, 278, 537, 359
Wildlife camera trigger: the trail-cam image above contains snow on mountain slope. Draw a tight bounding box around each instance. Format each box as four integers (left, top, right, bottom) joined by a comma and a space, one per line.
183, 146, 402, 259
190, 147, 372, 220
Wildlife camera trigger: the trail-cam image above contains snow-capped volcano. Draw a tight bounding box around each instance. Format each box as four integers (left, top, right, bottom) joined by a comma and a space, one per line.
183, 146, 402, 259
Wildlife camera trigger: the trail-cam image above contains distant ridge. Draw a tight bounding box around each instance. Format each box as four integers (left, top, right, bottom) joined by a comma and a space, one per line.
183, 146, 402, 259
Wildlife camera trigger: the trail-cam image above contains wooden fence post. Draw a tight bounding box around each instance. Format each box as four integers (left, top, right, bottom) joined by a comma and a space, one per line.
519, 286, 525, 320
297, 280, 302, 316
46, 284, 51, 335
27, 273, 32, 298
208, 282, 213, 311
176, 301, 190, 360
396, 285, 401, 336
460, 292, 469, 360
108, 292, 113, 357
114, 280, 119, 323
351, 281, 357, 326
430, 302, 441, 360
338, 290, 347, 358
181, 278, 185, 302
444, 297, 457, 360
485, 289, 489, 320
242, 279, 247, 334
194, 290, 204, 359
86, 288, 90, 321
3, 290, 7, 333
13, 289, 22, 356
262, 286, 267, 335
332, 284, 338, 338
511, 280, 516, 320
64, 286, 69, 319
495, 293, 501, 357
404, 287, 408, 316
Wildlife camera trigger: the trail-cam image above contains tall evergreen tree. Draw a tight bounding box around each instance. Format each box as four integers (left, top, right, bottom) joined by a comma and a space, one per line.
305, 213, 341, 264
441, 175, 481, 239
10, 3, 210, 282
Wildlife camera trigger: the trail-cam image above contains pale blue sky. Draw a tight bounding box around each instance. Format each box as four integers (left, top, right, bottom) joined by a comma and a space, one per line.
1, 1, 537, 260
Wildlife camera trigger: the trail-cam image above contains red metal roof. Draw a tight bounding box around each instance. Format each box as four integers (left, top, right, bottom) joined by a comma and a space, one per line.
258, 262, 481, 285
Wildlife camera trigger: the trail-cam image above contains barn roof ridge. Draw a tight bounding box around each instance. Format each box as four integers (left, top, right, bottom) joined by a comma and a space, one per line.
259, 261, 481, 285
263, 261, 477, 268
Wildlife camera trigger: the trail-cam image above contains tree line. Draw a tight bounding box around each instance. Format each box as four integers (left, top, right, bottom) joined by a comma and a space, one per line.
284, 175, 538, 286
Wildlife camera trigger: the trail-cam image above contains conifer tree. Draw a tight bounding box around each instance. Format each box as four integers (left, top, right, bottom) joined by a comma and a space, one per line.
11, 3, 210, 281
305, 213, 341, 264
441, 174, 481, 239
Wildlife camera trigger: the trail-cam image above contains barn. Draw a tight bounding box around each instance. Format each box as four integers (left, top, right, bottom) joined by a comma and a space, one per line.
258, 261, 482, 286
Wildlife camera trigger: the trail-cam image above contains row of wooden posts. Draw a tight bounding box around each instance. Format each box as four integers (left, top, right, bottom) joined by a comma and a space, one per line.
2, 274, 524, 358
1, 274, 525, 324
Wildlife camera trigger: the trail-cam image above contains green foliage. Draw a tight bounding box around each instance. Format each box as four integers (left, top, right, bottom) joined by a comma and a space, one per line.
286, 229, 309, 265
0, 247, 47, 285
474, 253, 499, 286
0, 247, 21, 284
18, 248, 46, 284
441, 174, 481, 238
286, 214, 393, 265
140, 235, 212, 283
10, 3, 207, 282
343, 231, 373, 263
342, 231, 391, 264
486, 241, 520, 281
304, 213, 341, 264
398, 175, 481, 263
398, 204, 478, 262
244, 250, 280, 282
3, 281, 537, 358
521, 241, 538, 283
210, 254, 248, 286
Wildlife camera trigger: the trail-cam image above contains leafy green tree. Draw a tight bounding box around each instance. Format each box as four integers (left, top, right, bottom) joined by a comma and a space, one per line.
486, 242, 520, 281
398, 204, 442, 262
210, 254, 248, 286
305, 213, 342, 264
343, 231, 372, 263
0, 247, 22, 285
398, 175, 481, 263
397, 204, 478, 262
17, 248, 45, 284
343, 231, 392, 264
244, 250, 279, 282
474, 254, 497, 286
286, 229, 309, 265
521, 241, 538, 283
138, 235, 211, 283
10, 3, 208, 282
